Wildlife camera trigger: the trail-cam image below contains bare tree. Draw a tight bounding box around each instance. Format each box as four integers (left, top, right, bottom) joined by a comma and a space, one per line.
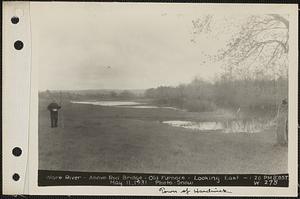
192, 15, 289, 144
192, 14, 289, 80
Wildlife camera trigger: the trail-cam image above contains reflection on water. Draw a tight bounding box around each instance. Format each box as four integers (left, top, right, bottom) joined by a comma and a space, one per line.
71, 101, 181, 110
163, 121, 224, 131
121, 106, 180, 110
71, 101, 142, 106
163, 120, 275, 133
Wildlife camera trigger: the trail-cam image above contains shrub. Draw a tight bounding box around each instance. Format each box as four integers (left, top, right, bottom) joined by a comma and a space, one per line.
183, 98, 217, 112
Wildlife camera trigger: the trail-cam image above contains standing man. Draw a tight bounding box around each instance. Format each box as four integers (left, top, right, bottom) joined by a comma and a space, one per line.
47, 100, 62, 128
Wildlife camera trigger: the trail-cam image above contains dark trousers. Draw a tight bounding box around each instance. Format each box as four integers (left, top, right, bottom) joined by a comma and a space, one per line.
50, 111, 58, 128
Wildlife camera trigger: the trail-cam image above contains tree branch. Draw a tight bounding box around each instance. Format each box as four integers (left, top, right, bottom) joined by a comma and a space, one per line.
258, 40, 288, 53
268, 14, 289, 29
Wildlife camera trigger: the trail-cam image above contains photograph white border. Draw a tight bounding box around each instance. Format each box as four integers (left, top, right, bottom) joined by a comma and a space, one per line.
2, 2, 298, 196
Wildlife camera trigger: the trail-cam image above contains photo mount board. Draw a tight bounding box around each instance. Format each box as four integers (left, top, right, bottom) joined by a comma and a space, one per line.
2, 1, 298, 197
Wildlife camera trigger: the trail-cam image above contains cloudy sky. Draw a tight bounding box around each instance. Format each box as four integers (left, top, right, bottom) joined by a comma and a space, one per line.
31, 3, 246, 91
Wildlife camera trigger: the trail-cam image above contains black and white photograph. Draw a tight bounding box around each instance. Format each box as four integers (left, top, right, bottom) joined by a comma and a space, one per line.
36, 3, 291, 176
3, 2, 297, 196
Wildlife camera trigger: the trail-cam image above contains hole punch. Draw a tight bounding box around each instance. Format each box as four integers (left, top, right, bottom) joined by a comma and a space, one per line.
11, 16, 19, 24
14, 40, 24, 50
13, 173, 20, 181
12, 147, 22, 157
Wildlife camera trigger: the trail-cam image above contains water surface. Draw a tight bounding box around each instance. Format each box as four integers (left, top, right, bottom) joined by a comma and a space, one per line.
71, 101, 142, 106
71, 101, 181, 110
163, 120, 275, 133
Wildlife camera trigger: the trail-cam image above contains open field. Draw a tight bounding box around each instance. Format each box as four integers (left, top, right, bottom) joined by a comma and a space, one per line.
39, 98, 287, 174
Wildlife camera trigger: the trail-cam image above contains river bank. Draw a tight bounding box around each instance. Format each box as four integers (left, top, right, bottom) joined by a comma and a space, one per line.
39, 98, 287, 174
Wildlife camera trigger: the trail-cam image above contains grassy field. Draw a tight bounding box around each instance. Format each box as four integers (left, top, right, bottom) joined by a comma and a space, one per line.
39, 98, 287, 174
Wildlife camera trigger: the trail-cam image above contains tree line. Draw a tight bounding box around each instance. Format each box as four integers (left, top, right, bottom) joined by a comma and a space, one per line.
145, 76, 287, 113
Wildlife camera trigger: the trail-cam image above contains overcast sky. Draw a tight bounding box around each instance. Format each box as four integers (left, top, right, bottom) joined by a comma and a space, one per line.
31, 3, 246, 91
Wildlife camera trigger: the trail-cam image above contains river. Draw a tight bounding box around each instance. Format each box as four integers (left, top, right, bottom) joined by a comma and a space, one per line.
71, 100, 275, 133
